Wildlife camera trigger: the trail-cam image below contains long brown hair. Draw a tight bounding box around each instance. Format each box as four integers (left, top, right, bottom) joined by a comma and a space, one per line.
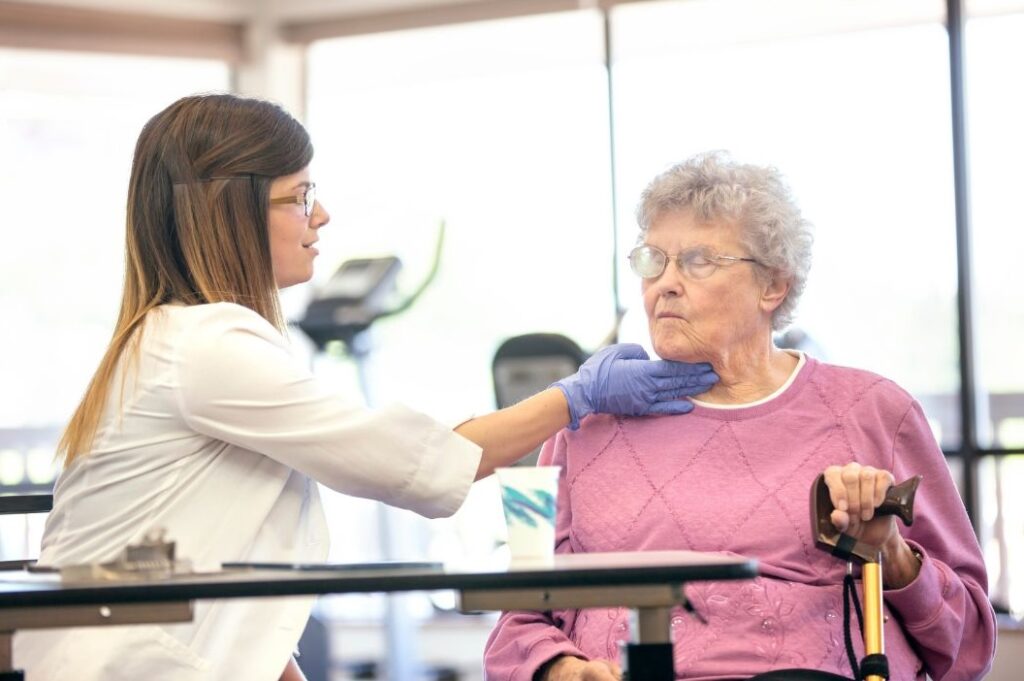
57, 94, 313, 466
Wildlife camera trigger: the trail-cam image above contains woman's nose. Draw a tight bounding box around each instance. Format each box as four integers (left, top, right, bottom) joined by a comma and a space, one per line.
312, 201, 330, 229
651, 265, 684, 296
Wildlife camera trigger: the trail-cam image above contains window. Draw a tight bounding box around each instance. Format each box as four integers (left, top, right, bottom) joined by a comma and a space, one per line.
305, 11, 612, 423
302, 12, 612, 651
964, 7, 1024, 449
965, 0, 1024, 616
0, 47, 229, 555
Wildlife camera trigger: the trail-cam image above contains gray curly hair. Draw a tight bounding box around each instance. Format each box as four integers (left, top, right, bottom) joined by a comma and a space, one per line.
635, 151, 814, 331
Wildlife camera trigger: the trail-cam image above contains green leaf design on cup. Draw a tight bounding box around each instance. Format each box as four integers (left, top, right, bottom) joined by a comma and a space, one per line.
501, 487, 556, 528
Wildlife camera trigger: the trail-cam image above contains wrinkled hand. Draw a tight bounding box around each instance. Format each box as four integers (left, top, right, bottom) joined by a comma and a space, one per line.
554, 343, 718, 430
823, 463, 899, 548
541, 656, 622, 681
823, 462, 921, 587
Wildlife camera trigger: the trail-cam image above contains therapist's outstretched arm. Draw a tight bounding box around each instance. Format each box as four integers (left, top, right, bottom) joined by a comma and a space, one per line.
457, 343, 717, 480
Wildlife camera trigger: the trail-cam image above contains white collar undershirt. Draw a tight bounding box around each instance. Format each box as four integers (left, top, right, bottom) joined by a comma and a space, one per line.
691, 350, 806, 410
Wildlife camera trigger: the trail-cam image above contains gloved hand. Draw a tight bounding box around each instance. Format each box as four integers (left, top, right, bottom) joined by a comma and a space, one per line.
553, 343, 718, 430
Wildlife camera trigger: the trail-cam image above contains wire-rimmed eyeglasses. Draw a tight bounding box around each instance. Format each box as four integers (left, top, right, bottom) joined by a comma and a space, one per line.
628, 244, 762, 280
270, 183, 317, 217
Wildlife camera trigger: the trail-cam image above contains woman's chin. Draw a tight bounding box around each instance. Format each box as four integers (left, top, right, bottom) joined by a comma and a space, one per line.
652, 341, 703, 364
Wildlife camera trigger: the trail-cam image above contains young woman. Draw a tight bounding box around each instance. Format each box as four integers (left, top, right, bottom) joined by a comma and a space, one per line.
14, 94, 717, 681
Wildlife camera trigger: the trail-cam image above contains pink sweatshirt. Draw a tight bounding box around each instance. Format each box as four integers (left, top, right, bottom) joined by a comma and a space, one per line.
484, 357, 995, 681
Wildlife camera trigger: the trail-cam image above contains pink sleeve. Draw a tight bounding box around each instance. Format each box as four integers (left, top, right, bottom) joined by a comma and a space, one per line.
483, 432, 590, 681
885, 401, 996, 681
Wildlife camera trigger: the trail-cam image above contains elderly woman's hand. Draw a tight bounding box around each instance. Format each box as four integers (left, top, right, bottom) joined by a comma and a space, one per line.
538, 656, 622, 681
823, 463, 923, 588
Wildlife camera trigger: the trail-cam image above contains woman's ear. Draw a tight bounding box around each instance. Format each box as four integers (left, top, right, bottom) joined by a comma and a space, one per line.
759, 273, 791, 314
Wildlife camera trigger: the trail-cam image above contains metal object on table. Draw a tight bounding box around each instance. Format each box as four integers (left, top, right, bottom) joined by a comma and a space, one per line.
54, 528, 193, 583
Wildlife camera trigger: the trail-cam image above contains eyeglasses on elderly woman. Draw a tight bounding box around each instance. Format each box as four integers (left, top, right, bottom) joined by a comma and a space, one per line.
628, 244, 763, 280
270, 182, 317, 217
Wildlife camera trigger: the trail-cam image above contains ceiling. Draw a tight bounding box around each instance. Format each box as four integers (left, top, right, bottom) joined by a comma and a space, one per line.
8, 0, 493, 21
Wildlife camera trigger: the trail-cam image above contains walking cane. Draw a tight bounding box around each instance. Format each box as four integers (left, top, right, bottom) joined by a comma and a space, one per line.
810, 474, 922, 681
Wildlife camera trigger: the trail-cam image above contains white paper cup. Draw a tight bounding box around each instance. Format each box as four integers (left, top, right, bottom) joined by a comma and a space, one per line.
495, 466, 560, 566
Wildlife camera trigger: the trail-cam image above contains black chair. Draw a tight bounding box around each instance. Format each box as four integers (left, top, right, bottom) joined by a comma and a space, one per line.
492, 333, 589, 466
492, 333, 589, 408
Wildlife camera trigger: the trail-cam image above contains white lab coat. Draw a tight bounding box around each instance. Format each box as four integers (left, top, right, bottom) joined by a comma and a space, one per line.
14, 302, 481, 680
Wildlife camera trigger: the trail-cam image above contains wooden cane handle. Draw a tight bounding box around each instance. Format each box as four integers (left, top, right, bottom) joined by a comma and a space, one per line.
875, 475, 923, 526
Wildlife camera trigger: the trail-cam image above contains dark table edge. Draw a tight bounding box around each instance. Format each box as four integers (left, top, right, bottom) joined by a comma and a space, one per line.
0, 559, 758, 609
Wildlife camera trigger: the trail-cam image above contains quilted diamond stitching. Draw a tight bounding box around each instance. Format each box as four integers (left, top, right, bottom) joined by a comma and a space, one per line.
616, 420, 731, 547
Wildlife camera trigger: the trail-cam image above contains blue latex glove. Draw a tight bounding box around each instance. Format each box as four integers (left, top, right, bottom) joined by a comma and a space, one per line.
553, 343, 718, 430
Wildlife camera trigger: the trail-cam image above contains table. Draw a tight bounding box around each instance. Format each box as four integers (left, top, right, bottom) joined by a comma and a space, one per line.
0, 550, 757, 680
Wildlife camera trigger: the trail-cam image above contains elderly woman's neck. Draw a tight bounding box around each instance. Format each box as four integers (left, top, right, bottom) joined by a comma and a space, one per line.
698, 344, 799, 405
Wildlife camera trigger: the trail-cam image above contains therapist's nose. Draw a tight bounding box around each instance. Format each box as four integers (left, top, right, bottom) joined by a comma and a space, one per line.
311, 201, 330, 230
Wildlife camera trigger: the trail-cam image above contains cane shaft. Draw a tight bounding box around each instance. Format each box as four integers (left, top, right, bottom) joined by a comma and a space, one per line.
863, 559, 884, 681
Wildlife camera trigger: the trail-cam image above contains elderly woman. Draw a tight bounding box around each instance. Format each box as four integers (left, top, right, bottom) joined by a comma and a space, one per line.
483, 153, 996, 681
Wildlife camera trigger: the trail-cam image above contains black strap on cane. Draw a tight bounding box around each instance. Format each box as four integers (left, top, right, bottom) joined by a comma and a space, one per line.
843, 571, 862, 679
832, 534, 858, 561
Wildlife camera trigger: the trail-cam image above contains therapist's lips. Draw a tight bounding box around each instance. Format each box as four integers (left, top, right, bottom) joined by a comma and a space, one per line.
303, 241, 319, 256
